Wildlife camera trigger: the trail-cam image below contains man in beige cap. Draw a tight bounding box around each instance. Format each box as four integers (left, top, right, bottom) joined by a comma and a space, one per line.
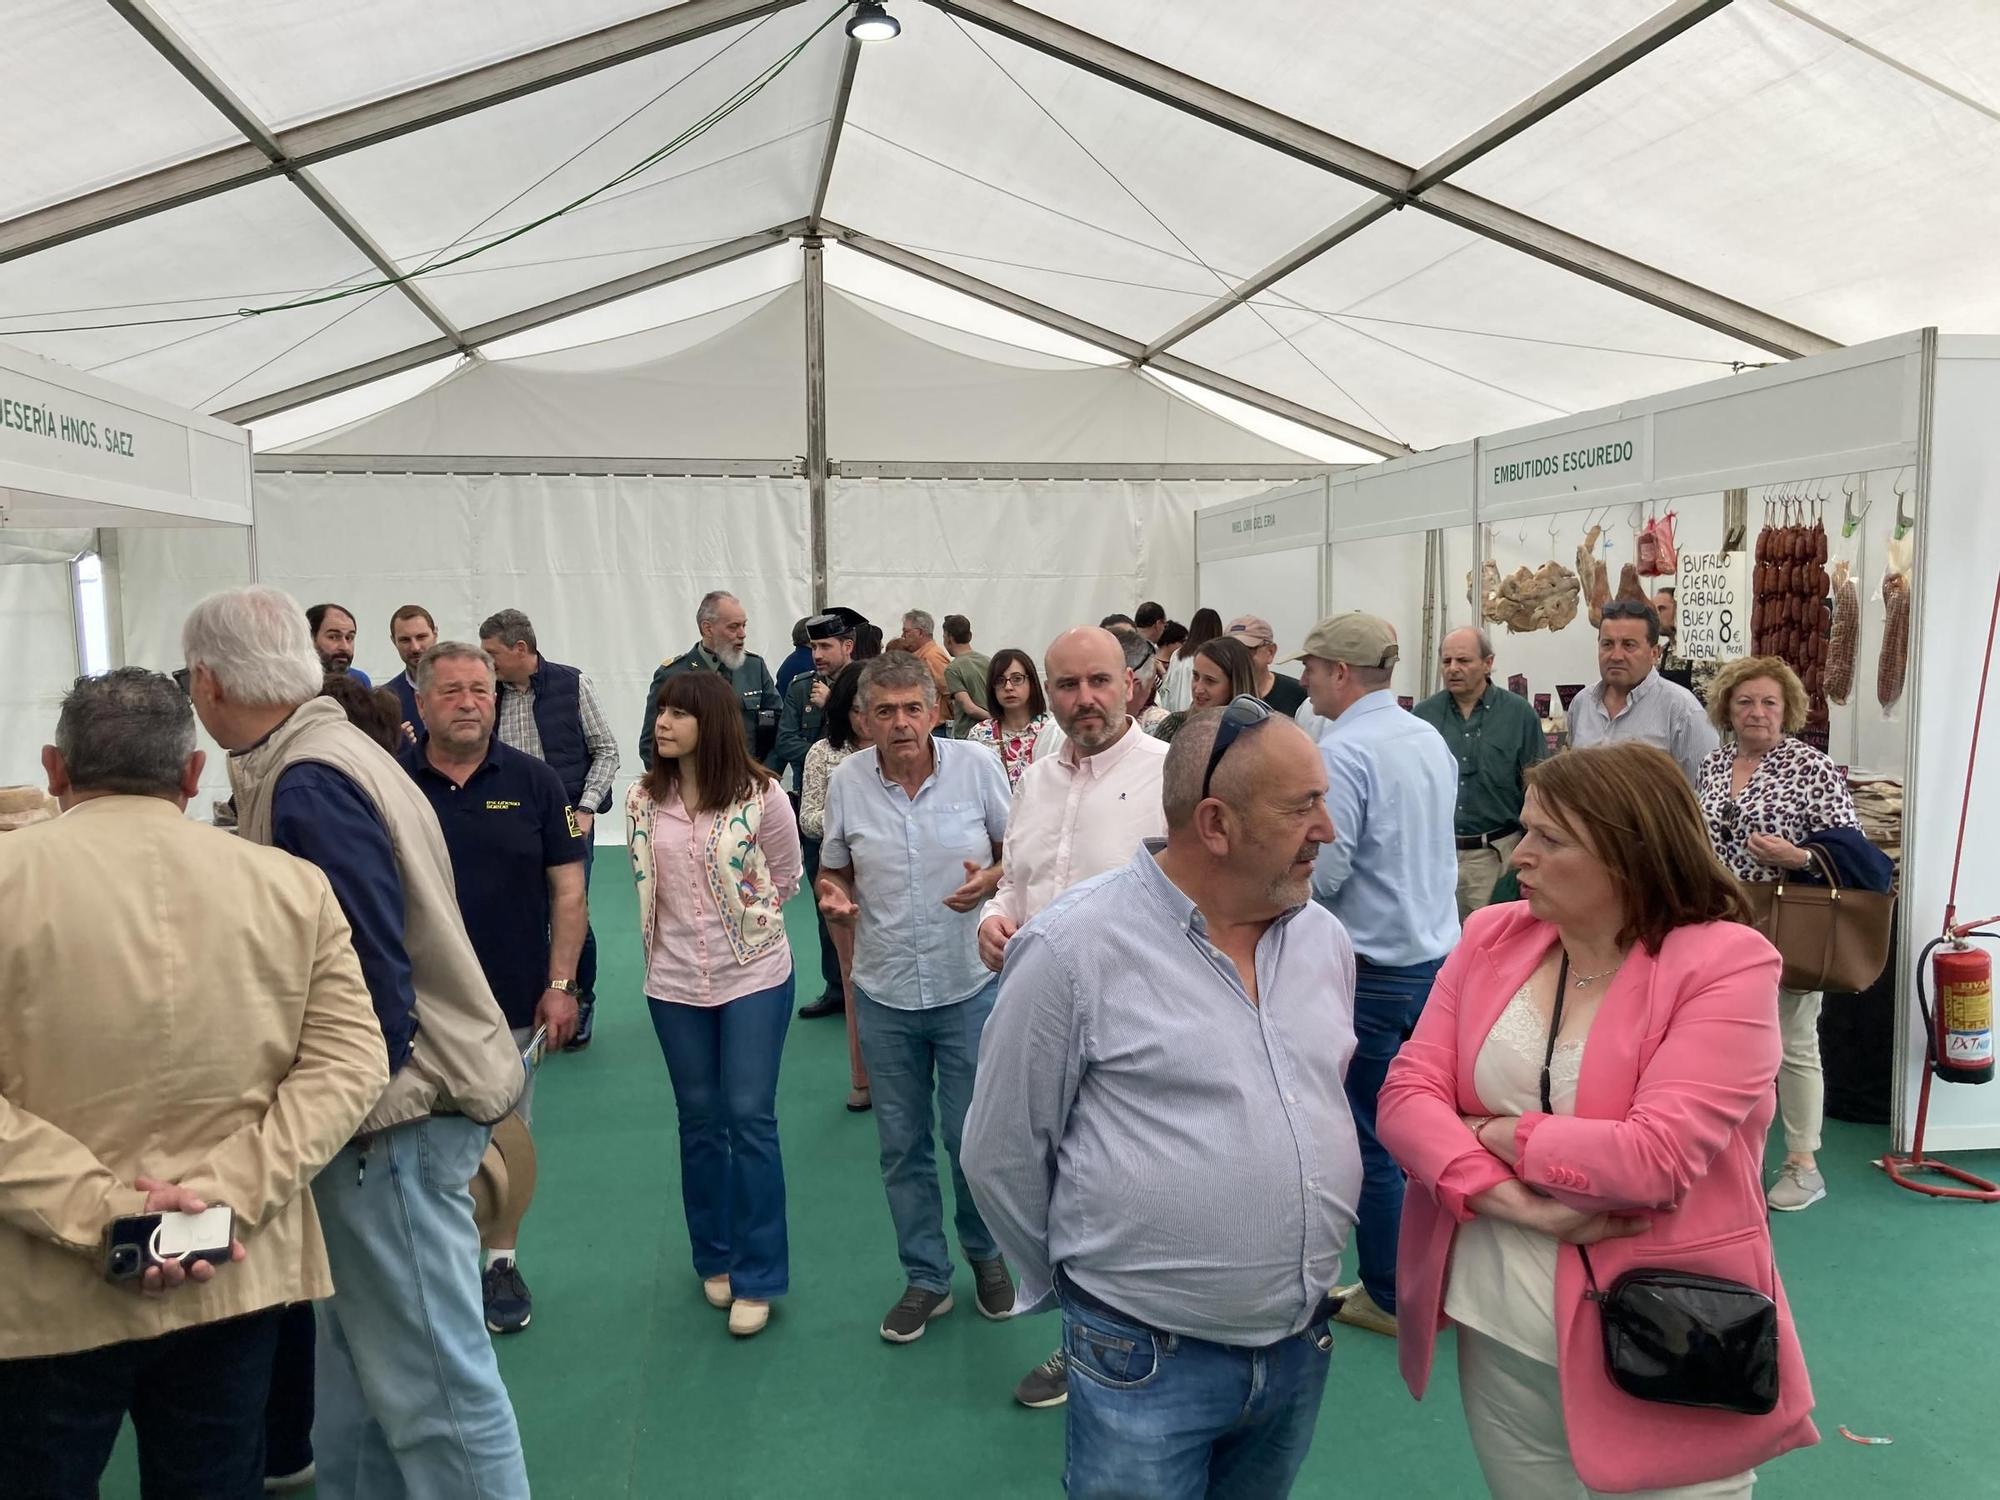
1226, 615, 1308, 717
1290, 612, 1458, 1341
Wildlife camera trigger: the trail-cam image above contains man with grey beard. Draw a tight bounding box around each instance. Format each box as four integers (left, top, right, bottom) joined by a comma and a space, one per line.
639, 590, 782, 767
965, 701, 1360, 1498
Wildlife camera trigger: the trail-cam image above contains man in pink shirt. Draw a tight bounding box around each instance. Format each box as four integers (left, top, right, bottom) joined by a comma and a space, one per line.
977, 625, 1168, 1411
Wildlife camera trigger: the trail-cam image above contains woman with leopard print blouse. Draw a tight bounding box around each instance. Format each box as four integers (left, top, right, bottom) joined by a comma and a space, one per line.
1697, 656, 1860, 1216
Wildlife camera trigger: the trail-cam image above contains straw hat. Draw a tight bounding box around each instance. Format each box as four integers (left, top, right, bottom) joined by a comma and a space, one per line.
0, 785, 58, 832
470, 1113, 539, 1247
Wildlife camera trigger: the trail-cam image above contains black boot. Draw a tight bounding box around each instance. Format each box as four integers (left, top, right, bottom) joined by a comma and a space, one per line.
565, 993, 595, 1051
797, 990, 845, 1020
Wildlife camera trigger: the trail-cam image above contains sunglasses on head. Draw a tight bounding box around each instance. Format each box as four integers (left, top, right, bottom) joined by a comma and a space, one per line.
1201, 694, 1273, 801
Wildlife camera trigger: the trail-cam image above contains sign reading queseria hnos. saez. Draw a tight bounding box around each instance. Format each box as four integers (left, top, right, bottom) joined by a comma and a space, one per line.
1, 339, 251, 528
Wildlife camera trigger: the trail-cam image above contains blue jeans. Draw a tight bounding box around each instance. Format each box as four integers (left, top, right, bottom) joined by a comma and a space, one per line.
1059, 1284, 1333, 1499
0, 1307, 283, 1500
648, 976, 795, 1298
312, 1114, 529, 1500
1346, 955, 1444, 1312
854, 982, 999, 1293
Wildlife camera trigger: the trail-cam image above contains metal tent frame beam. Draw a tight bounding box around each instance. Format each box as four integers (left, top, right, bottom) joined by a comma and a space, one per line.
1145, 0, 1735, 357
810, 39, 864, 230
0, 0, 807, 265
931, 0, 1838, 361
106, 0, 470, 352
217, 221, 807, 424
819, 222, 1412, 458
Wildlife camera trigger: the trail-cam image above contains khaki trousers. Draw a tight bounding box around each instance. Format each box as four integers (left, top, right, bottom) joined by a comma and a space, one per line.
1456, 833, 1522, 921
1457, 1327, 1756, 1499
1776, 988, 1824, 1154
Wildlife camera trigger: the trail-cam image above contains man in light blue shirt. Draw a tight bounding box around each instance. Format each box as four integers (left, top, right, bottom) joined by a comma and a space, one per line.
1293, 612, 1458, 1342
819, 654, 1015, 1345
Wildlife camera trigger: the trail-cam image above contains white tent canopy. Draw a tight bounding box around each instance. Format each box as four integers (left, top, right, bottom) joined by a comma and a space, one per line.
3, 0, 1996, 457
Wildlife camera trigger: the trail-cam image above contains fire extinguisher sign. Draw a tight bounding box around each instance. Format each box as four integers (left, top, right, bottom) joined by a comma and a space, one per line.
1942, 979, 1996, 1064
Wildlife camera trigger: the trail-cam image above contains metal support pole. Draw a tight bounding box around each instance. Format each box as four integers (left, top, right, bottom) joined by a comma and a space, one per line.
803, 235, 829, 611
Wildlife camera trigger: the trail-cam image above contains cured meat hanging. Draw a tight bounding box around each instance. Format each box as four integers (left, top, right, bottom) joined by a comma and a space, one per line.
1752, 495, 1832, 745
1826, 560, 1861, 705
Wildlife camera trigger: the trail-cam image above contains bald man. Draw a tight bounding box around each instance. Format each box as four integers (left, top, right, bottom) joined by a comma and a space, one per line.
977, 626, 1170, 1411
965, 704, 1360, 1496
1412, 626, 1546, 919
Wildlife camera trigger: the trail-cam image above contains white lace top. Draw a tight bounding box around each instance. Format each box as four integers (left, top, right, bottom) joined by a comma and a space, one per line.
1444, 981, 1589, 1366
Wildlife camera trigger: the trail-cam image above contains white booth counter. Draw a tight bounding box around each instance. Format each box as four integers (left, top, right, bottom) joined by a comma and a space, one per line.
1196, 329, 2000, 1155
1, 340, 253, 787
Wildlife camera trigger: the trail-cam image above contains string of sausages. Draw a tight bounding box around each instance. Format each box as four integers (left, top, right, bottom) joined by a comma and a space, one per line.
1752, 506, 1831, 740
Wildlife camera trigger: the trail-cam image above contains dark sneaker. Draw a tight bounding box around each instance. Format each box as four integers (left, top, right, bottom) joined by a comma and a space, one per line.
563, 994, 595, 1052
1013, 1350, 1068, 1409
972, 1256, 1014, 1320
879, 1284, 953, 1343
798, 990, 846, 1019
484, 1260, 532, 1334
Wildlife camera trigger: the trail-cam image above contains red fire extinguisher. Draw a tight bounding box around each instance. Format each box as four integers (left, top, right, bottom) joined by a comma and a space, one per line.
1928, 939, 1996, 1086
1880, 566, 2000, 1199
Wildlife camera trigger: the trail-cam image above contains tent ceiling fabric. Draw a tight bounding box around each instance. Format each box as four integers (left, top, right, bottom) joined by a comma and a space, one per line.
276, 283, 1311, 465
1, 0, 1995, 456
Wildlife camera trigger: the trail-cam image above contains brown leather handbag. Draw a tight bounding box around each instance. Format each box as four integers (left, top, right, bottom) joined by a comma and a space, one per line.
1741, 849, 1894, 993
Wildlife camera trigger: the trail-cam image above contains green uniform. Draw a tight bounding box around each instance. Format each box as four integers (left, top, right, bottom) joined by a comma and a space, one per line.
639, 644, 780, 769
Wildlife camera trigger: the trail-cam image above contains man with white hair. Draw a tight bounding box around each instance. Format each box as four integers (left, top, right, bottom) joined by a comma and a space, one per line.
977, 625, 1169, 1411
641, 590, 782, 767
898, 608, 953, 704
182, 585, 530, 1500
965, 702, 1360, 1497
1412, 626, 1546, 919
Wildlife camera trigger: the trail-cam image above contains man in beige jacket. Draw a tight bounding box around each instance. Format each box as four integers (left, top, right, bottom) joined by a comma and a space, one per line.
0, 668, 387, 1497
185, 584, 532, 1500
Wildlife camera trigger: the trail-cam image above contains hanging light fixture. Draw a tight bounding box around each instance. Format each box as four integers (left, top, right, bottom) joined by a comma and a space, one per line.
846, 1, 901, 41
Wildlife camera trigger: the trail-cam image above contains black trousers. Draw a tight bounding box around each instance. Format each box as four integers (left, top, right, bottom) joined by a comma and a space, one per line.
0, 1306, 284, 1500
800, 835, 844, 1002
262, 1302, 316, 1478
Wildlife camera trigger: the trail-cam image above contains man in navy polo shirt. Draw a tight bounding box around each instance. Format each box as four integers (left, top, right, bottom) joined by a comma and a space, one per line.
403, 640, 587, 1336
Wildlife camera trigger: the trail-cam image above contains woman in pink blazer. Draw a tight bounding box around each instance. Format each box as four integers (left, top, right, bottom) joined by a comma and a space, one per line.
1378, 743, 1817, 1497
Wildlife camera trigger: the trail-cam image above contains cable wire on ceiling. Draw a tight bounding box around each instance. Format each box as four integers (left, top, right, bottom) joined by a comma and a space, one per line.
0, 3, 848, 339
939, 11, 1405, 445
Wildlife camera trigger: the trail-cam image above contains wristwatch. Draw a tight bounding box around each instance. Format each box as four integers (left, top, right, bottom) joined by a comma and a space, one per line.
546, 978, 579, 994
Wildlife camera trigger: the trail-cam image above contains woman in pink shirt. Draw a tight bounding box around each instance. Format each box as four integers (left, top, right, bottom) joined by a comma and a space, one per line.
1378, 743, 1817, 1497
627, 670, 802, 1338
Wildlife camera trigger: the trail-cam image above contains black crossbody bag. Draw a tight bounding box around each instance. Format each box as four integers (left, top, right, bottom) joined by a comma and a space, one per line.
1542, 955, 1781, 1416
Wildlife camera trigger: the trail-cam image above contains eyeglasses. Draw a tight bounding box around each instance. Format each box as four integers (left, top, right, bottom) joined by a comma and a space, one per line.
997, 672, 1029, 688
1201, 694, 1273, 801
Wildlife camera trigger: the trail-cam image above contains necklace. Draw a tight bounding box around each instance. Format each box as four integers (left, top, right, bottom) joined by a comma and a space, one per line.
1563, 953, 1621, 988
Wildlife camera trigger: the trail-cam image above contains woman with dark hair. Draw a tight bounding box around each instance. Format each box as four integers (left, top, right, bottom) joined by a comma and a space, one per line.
800, 663, 872, 1111
1151, 637, 1256, 743
627, 669, 802, 1339
1378, 743, 1815, 1497
318, 671, 404, 752
853, 623, 885, 661
965, 647, 1054, 792
1159, 607, 1224, 711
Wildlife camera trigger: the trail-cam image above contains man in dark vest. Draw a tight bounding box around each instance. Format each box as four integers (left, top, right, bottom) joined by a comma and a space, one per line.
777, 608, 865, 1019
639, 590, 781, 769
480, 608, 621, 1051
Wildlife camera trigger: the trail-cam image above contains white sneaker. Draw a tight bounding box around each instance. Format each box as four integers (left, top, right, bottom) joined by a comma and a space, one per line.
1766, 1163, 1826, 1212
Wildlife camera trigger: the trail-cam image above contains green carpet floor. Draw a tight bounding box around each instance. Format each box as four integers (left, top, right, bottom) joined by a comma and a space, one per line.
106, 859, 2000, 1497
